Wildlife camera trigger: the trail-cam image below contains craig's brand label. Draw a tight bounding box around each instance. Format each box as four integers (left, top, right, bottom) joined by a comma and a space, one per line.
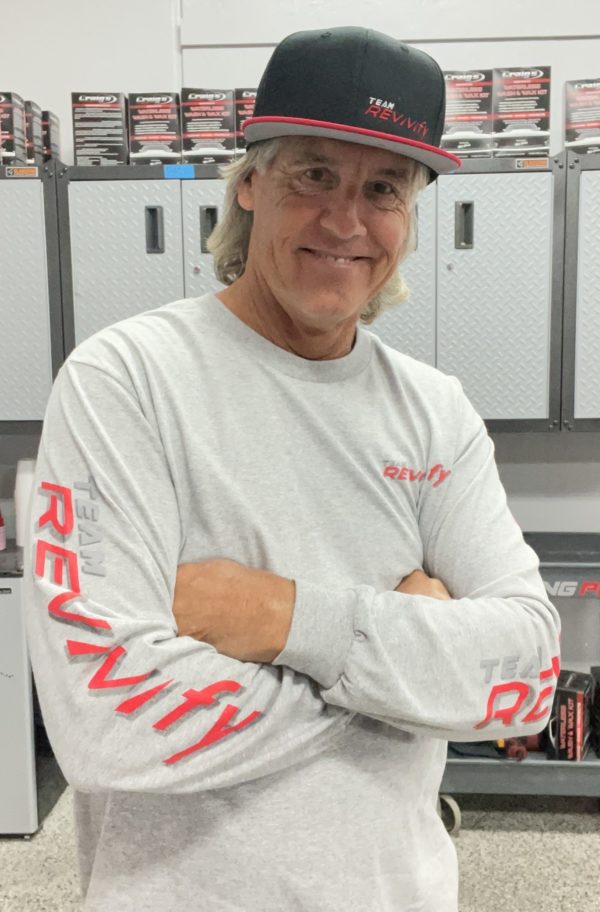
492, 66, 551, 158
42, 110, 61, 162
128, 92, 181, 165
0, 92, 27, 164
25, 100, 44, 165
181, 88, 235, 163
72, 92, 129, 166
442, 70, 493, 158
565, 78, 600, 154
234, 88, 257, 150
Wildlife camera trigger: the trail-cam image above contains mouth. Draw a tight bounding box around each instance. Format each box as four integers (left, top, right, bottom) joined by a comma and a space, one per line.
299, 247, 369, 266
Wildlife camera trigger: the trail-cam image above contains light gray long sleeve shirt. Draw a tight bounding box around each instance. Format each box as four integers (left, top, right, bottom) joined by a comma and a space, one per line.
25, 293, 561, 911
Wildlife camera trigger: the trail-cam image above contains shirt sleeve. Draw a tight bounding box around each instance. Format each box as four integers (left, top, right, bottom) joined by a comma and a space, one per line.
24, 356, 352, 796
273, 375, 561, 742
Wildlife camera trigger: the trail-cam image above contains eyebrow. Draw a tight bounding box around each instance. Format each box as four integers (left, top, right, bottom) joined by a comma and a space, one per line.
288, 154, 410, 182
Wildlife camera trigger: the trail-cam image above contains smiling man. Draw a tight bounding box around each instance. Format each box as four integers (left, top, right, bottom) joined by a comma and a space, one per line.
26, 27, 560, 912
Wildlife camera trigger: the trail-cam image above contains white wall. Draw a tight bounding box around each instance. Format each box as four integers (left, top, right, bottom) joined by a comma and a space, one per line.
1, 0, 599, 539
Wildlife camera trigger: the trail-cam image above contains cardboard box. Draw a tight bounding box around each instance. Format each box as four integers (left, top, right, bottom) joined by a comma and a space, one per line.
234, 88, 257, 151
492, 67, 551, 158
565, 79, 600, 154
181, 88, 235, 164
128, 92, 181, 165
0, 92, 27, 164
546, 669, 593, 761
25, 101, 44, 165
42, 110, 61, 161
442, 70, 493, 158
72, 92, 129, 165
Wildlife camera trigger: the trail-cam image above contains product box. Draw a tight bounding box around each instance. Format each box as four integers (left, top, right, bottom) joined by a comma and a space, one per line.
441, 70, 493, 158
492, 66, 551, 158
128, 92, 181, 165
590, 667, 600, 758
565, 79, 600, 155
234, 88, 257, 152
181, 88, 235, 164
25, 101, 44, 165
0, 92, 27, 164
72, 92, 129, 165
42, 110, 61, 161
546, 669, 594, 761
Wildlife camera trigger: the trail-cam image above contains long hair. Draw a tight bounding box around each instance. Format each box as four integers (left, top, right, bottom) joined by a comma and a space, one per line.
207, 138, 429, 324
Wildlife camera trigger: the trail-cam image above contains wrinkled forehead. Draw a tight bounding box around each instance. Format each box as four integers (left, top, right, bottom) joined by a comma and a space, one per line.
273, 135, 416, 179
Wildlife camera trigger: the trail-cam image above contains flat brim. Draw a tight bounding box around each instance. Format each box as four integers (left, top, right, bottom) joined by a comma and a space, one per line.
244, 116, 461, 176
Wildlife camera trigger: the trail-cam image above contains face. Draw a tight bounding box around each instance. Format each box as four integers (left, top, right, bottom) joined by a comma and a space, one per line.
237, 136, 416, 334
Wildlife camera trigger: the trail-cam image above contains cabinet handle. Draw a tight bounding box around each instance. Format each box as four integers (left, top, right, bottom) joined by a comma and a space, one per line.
199, 206, 218, 254
145, 206, 165, 254
0, 588, 13, 595
455, 201, 474, 250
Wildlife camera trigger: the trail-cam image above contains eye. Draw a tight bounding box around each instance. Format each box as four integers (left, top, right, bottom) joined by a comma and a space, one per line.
370, 180, 397, 196
304, 168, 330, 183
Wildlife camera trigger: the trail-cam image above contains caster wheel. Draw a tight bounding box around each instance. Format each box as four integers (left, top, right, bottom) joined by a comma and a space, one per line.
438, 794, 461, 835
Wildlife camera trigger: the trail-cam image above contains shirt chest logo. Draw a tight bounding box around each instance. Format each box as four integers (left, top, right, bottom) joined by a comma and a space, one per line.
382, 462, 452, 488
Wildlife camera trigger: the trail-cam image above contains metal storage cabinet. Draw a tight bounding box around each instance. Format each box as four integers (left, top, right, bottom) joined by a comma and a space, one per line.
369, 182, 436, 365
436, 159, 565, 430
182, 179, 226, 297
0, 167, 62, 423
0, 570, 38, 835
59, 167, 185, 351
562, 152, 600, 431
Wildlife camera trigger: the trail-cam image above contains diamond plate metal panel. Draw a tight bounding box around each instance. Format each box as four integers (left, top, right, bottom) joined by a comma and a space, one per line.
369, 183, 436, 365
69, 180, 185, 345
574, 170, 600, 419
182, 179, 226, 297
437, 172, 553, 419
0, 180, 53, 420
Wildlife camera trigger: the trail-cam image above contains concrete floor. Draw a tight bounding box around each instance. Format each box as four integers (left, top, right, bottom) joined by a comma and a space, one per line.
1, 742, 600, 912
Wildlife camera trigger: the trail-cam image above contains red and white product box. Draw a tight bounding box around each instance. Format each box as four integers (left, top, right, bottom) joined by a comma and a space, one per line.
0, 92, 27, 164
181, 88, 235, 164
492, 66, 551, 158
234, 88, 257, 153
565, 79, 600, 154
42, 111, 61, 161
25, 101, 44, 165
128, 92, 181, 165
546, 670, 594, 762
72, 92, 129, 166
442, 70, 493, 158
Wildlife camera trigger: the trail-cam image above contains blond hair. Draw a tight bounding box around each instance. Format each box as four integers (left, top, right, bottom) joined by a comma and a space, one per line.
207, 138, 429, 324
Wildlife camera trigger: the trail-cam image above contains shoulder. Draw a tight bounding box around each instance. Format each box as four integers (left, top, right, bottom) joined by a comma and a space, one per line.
364, 329, 462, 403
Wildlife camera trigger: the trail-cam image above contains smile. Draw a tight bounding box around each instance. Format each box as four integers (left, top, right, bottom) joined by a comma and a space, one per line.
300, 248, 367, 266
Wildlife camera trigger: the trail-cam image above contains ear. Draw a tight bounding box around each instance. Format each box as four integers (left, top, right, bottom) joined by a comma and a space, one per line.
237, 172, 256, 212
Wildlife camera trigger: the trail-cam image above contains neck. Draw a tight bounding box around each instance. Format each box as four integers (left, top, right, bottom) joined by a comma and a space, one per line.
216, 274, 358, 361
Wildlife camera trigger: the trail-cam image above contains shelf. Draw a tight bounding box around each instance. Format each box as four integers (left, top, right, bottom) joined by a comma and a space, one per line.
441, 753, 600, 797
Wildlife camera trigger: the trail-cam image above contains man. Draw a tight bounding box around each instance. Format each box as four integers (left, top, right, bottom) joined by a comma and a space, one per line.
26, 27, 560, 912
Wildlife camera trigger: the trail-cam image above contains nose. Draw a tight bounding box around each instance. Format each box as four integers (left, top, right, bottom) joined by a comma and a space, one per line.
319, 185, 368, 240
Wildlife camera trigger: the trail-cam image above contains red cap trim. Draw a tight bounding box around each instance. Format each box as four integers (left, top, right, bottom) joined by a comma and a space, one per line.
243, 116, 461, 167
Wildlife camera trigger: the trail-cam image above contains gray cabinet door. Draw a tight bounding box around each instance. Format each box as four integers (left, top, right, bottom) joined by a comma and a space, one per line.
369, 182, 436, 365
437, 171, 554, 420
0, 180, 53, 420
68, 180, 185, 346
181, 179, 227, 298
574, 170, 600, 420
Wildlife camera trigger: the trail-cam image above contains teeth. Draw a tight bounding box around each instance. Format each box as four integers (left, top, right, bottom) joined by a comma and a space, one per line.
310, 250, 356, 263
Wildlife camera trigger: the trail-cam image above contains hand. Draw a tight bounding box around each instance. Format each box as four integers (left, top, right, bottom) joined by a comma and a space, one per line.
395, 568, 452, 600
173, 559, 296, 663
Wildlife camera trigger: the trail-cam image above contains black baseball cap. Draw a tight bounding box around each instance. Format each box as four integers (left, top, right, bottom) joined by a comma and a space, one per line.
243, 27, 461, 181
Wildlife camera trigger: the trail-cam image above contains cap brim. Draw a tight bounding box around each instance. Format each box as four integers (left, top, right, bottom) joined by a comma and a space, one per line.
244, 116, 461, 175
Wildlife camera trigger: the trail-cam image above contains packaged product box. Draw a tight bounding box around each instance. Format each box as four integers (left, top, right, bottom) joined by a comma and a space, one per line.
42, 110, 61, 161
128, 92, 181, 165
565, 79, 600, 154
492, 66, 551, 157
72, 92, 129, 165
441, 70, 493, 158
25, 101, 44, 165
234, 88, 257, 152
181, 88, 235, 164
546, 669, 594, 761
0, 92, 27, 164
